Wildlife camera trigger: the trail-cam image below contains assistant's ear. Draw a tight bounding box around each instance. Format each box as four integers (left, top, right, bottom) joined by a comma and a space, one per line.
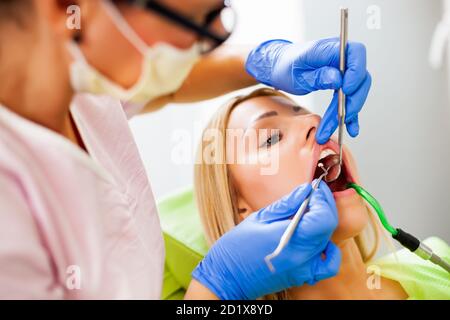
36, 0, 88, 42
34, 0, 82, 39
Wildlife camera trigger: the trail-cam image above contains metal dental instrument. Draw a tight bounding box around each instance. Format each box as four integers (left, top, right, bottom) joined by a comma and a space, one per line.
265, 164, 330, 272
264, 10, 350, 271
326, 8, 348, 183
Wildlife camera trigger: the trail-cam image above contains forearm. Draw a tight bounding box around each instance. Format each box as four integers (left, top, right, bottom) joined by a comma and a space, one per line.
141, 44, 257, 113
172, 44, 257, 102
185, 279, 220, 300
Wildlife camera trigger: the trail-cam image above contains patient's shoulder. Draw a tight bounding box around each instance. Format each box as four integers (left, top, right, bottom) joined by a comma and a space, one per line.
368, 237, 450, 300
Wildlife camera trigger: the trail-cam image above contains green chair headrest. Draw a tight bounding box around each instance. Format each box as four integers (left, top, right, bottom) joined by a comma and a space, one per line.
157, 187, 209, 299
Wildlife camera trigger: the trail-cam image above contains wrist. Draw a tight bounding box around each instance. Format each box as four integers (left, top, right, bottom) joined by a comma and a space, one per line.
192, 249, 246, 300
185, 279, 220, 300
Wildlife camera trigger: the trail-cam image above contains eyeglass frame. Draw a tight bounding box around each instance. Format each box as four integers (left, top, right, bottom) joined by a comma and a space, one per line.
125, 0, 236, 53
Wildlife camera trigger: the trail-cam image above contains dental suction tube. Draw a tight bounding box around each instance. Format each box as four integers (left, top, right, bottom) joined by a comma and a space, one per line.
348, 183, 450, 274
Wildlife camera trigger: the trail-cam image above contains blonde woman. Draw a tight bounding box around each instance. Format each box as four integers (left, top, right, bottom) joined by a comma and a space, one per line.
193, 88, 450, 300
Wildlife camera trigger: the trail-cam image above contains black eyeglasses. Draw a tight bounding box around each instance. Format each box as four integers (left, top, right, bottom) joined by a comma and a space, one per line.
125, 0, 236, 53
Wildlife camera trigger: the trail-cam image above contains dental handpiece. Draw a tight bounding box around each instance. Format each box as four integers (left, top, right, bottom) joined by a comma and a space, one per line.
264, 164, 329, 272
406, 236, 450, 274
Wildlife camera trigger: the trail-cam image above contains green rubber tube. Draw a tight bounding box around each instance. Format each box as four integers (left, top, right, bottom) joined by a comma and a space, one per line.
347, 183, 398, 236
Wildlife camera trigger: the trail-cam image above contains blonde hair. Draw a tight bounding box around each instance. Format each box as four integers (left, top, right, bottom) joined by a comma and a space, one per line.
194, 88, 382, 299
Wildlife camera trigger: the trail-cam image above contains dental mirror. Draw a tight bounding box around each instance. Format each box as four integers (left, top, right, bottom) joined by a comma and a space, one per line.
321, 154, 341, 182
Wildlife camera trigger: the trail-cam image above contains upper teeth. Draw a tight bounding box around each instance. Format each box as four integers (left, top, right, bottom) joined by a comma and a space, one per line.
319, 148, 336, 161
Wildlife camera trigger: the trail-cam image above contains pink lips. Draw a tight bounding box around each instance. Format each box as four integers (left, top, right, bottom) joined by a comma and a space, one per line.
310, 140, 356, 198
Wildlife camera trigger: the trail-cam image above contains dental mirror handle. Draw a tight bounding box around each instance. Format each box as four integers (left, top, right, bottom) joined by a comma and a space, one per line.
338, 8, 348, 167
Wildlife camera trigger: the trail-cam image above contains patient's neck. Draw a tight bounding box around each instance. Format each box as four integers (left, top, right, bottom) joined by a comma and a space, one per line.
288, 238, 405, 300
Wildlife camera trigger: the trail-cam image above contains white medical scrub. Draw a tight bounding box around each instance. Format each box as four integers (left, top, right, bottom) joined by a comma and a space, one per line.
0, 94, 164, 299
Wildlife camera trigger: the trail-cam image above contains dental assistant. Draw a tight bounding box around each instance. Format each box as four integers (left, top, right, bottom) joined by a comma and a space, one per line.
0, 0, 371, 300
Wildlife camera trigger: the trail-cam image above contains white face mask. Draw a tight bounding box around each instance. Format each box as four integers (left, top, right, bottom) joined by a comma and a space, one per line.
67, 0, 201, 105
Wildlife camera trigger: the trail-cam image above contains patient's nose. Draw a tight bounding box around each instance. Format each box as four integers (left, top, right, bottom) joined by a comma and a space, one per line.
296, 114, 321, 147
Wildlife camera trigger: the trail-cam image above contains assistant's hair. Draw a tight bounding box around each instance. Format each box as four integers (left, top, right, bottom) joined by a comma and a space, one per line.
194, 87, 383, 300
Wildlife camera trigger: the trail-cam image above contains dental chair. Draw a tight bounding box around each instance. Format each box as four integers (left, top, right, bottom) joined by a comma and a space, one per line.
157, 187, 208, 299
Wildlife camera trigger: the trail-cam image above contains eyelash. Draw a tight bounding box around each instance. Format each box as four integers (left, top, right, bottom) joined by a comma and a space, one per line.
261, 132, 283, 148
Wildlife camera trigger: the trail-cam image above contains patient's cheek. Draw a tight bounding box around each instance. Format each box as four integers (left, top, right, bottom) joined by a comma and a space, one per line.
231, 153, 314, 211
231, 163, 303, 211
241, 175, 298, 211
331, 194, 369, 244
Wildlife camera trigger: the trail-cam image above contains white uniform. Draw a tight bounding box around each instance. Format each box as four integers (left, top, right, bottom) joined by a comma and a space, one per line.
0, 94, 165, 299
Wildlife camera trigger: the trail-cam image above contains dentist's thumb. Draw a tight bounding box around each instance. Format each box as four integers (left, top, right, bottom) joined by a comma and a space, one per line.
256, 183, 313, 223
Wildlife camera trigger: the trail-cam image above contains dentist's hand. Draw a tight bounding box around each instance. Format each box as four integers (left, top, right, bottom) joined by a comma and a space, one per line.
245, 38, 372, 144
192, 181, 341, 300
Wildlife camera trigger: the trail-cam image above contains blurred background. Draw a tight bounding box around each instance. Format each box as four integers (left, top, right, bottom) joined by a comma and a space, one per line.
130, 0, 450, 245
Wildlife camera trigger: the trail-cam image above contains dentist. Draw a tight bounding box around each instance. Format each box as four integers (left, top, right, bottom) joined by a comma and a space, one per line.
0, 0, 370, 299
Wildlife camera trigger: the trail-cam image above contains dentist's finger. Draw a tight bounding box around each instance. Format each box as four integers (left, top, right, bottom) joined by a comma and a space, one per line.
318, 72, 371, 142
315, 181, 338, 229
295, 66, 342, 94
317, 181, 337, 212
346, 115, 359, 137
257, 183, 312, 223
342, 42, 367, 95
345, 72, 372, 123
294, 187, 338, 241
316, 91, 339, 144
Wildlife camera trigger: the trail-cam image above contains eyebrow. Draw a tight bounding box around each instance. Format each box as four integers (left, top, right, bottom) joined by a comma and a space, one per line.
250, 105, 307, 125
251, 111, 278, 123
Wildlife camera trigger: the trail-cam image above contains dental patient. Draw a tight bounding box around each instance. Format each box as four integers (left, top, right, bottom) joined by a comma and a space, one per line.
194, 88, 450, 300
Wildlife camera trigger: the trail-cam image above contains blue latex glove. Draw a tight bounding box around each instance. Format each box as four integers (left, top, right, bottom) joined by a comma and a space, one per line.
192, 181, 341, 300
246, 38, 372, 144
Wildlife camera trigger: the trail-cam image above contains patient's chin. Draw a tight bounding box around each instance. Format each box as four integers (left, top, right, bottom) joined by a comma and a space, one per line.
331, 193, 369, 244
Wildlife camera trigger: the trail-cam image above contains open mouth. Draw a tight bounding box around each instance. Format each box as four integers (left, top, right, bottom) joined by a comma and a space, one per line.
313, 148, 353, 193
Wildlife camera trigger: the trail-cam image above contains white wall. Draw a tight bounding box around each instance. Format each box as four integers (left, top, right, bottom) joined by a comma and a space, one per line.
301, 0, 450, 242
130, 0, 450, 242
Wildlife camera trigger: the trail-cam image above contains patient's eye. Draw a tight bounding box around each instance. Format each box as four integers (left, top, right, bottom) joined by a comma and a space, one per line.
261, 131, 282, 148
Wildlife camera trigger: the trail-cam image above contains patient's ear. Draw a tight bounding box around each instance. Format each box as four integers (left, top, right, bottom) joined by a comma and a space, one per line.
237, 197, 252, 221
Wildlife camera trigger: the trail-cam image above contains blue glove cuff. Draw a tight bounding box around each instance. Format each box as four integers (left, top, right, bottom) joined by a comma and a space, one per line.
192, 253, 248, 300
